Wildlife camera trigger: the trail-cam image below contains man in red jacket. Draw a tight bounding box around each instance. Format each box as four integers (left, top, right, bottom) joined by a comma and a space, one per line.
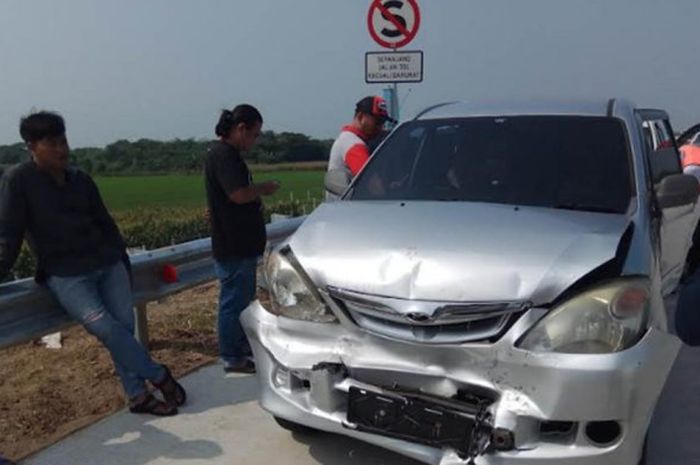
325, 96, 395, 200
681, 133, 700, 182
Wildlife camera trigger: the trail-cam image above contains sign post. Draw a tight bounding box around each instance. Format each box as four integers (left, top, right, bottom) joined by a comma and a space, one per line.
366, 0, 422, 125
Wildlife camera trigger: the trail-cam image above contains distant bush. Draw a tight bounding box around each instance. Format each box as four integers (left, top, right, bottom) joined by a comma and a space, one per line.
0, 133, 333, 176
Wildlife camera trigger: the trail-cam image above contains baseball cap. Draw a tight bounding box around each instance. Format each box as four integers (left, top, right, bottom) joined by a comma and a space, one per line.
355, 96, 396, 124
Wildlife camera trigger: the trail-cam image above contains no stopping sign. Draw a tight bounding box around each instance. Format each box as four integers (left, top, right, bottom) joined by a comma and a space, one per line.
367, 0, 421, 49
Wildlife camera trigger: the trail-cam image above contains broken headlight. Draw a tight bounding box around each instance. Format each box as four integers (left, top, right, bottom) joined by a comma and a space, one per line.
518, 278, 650, 354
264, 246, 338, 323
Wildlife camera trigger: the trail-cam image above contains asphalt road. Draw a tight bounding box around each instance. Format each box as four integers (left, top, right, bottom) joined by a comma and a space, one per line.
648, 343, 700, 464
646, 295, 700, 465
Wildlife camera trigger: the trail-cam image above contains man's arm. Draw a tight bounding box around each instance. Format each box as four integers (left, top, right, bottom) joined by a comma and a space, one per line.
684, 165, 700, 185
214, 154, 279, 205
344, 143, 370, 177
228, 181, 280, 204
87, 176, 126, 251
0, 173, 27, 281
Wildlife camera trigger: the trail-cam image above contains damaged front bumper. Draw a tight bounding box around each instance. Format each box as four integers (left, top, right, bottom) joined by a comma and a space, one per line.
241, 301, 680, 465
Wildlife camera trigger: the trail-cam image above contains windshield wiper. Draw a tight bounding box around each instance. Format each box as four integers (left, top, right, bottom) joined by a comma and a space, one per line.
553, 203, 621, 214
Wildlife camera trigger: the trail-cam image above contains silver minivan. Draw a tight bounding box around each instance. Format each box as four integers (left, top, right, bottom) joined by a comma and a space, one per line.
242, 100, 699, 464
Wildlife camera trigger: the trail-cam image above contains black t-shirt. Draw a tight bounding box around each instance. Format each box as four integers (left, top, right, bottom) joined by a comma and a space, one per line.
204, 141, 266, 260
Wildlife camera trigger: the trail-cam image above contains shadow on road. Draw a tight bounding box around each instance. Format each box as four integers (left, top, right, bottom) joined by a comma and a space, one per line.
100, 424, 222, 463
290, 429, 423, 465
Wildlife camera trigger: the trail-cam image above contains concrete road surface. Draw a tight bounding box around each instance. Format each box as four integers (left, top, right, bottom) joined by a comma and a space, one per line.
21, 366, 423, 465
21, 346, 700, 465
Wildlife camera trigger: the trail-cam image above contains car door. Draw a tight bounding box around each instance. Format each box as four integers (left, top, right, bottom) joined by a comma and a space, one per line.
641, 111, 700, 294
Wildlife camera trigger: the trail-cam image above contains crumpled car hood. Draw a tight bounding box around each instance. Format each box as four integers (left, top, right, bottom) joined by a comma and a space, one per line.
288, 201, 630, 305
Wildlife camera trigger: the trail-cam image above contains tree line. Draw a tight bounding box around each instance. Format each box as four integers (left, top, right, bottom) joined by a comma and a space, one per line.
0, 130, 333, 175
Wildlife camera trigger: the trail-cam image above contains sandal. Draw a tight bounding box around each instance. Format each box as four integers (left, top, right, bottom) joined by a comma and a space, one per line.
153, 366, 187, 407
129, 392, 178, 416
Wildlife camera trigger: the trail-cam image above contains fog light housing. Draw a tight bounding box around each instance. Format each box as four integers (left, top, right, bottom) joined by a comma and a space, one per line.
585, 421, 622, 446
273, 366, 290, 388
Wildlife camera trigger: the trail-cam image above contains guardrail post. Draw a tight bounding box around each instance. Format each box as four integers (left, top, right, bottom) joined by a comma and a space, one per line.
134, 303, 149, 349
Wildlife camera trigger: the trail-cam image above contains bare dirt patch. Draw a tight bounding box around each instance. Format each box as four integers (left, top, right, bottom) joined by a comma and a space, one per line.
0, 283, 222, 461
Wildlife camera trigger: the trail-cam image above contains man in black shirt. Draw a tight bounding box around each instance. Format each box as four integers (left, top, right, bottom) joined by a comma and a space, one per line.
205, 104, 279, 373
0, 111, 186, 415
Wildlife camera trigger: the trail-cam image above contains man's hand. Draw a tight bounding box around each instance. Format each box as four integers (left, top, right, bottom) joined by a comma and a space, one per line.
258, 180, 281, 196
229, 180, 280, 204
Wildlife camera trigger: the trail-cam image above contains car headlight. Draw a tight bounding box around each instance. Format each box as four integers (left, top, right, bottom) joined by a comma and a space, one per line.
264, 246, 338, 323
517, 278, 650, 354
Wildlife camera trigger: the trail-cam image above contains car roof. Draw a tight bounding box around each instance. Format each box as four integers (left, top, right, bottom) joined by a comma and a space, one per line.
414, 99, 637, 121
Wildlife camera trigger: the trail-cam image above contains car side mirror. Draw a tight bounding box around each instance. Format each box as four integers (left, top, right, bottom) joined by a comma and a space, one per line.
324, 170, 351, 197
656, 173, 699, 209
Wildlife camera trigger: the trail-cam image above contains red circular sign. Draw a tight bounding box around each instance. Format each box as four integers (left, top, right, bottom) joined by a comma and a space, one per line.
367, 0, 421, 49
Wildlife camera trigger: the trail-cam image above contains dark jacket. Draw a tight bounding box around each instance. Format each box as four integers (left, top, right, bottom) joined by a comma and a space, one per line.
0, 161, 125, 282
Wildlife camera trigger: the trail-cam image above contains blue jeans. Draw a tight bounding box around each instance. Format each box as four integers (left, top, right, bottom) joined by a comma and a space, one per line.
215, 257, 258, 365
47, 261, 166, 398
677, 267, 700, 346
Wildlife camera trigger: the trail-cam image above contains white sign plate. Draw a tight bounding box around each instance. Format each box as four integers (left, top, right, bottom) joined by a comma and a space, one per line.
365, 50, 423, 84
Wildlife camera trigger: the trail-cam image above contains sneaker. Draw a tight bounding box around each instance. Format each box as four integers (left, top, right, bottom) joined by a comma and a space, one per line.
223, 359, 256, 374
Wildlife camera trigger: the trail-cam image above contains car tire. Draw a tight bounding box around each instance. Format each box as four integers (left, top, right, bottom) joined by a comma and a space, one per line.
273, 416, 318, 434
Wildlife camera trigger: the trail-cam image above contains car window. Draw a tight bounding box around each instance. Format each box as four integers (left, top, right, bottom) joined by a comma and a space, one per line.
653, 121, 673, 149
646, 118, 682, 183
350, 116, 633, 214
642, 124, 654, 155
349, 125, 425, 198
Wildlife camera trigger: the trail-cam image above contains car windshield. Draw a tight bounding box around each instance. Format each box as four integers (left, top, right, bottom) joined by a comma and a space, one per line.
348, 116, 633, 213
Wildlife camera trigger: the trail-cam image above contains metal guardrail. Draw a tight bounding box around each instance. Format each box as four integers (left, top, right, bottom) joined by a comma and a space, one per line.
0, 216, 306, 350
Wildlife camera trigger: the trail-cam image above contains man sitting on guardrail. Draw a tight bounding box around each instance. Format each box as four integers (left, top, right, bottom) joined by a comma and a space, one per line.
0, 111, 187, 416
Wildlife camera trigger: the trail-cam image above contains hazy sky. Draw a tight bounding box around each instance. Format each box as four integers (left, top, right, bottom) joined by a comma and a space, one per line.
1, 0, 699, 147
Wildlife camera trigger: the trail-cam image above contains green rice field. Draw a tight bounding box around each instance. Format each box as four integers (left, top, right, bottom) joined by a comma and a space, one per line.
95, 170, 325, 212
12, 169, 326, 278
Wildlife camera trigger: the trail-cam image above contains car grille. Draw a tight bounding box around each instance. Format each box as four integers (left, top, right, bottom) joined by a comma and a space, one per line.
326, 287, 528, 344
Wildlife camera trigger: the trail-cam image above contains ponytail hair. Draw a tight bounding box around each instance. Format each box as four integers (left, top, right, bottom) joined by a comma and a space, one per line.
215, 104, 263, 138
